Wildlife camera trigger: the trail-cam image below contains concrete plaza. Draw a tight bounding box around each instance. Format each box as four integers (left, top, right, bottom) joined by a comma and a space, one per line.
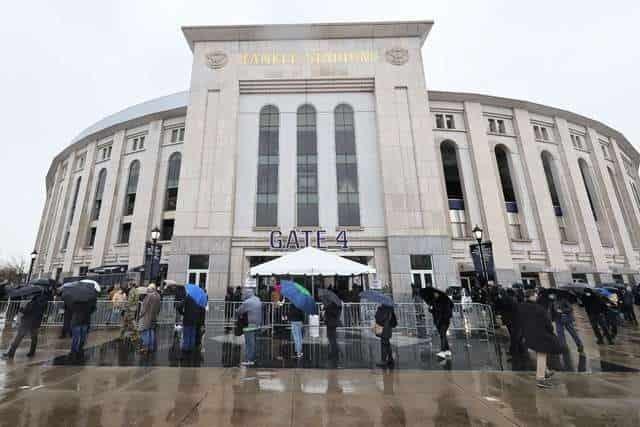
1, 310, 640, 426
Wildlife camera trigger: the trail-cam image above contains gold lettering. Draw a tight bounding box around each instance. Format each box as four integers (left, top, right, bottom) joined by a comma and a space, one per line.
359, 51, 371, 63
241, 53, 250, 65
250, 54, 259, 65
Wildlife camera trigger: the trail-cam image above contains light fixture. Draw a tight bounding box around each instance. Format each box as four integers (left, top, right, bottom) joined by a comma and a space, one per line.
151, 226, 161, 241
472, 225, 483, 242
30, 249, 38, 260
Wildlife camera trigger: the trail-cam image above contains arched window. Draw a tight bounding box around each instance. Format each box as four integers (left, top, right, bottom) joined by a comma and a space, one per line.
440, 141, 466, 238
124, 160, 140, 216
578, 159, 600, 222
256, 105, 279, 227
165, 153, 181, 211
92, 169, 107, 220
495, 145, 522, 239
631, 182, 640, 213
62, 176, 82, 250
296, 104, 318, 226
541, 151, 568, 241
335, 104, 360, 226
607, 167, 639, 246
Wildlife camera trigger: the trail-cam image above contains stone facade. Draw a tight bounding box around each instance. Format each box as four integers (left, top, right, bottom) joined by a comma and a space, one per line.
33, 21, 640, 296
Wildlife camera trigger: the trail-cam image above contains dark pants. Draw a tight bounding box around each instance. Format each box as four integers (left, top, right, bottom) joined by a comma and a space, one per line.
436, 321, 450, 352
7, 324, 39, 357
623, 305, 638, 324
606, 310, 618, 339
555, 314, 583, 350
61, 308, 72, 338
327, 326, 338, 359
380, 337, 393, 363
587, 311, 613, 343
71, 325, 89, 353
182, 326, 196, 351
141, 329, 156, 351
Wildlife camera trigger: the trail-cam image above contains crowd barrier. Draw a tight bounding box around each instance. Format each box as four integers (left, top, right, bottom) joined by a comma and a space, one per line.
0, 299, 495, 339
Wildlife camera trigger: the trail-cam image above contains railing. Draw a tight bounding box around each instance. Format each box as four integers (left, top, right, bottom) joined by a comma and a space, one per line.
0, 299, 495, 339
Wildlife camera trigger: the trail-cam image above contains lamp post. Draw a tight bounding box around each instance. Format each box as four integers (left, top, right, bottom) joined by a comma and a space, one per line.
150, 226, 161, 283
472, 225, 488, 286
26, 250, 37, 284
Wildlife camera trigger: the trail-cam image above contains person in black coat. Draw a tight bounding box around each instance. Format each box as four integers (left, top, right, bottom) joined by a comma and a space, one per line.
2, 290, 50, 359
375, 305, 397, 368
581, 290, 614, 345
430, 292, 454, 359
177, 296, 206, 354
516, 290, 564, 389
324, 302, 342, 360
495, 290, 524, 356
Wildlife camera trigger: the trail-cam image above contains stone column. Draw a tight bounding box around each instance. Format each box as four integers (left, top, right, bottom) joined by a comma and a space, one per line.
512, 109, 571, 285
464, 101, 517, 285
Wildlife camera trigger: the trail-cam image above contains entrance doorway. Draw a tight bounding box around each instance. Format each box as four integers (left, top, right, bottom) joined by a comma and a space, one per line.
187, 255, 209, 289
521, 273, 539, 289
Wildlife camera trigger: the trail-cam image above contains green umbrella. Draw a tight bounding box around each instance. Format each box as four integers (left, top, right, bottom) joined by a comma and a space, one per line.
293, 282, 311, 296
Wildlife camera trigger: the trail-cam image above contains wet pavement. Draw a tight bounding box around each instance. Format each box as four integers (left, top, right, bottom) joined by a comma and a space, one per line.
0, 308, 639, 426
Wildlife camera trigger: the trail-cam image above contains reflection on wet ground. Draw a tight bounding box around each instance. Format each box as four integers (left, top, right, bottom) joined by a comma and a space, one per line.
46, 325, 638, 374
0, 307, 639, 426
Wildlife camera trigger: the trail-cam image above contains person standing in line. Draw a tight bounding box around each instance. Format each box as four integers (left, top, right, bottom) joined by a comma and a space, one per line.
604, 293, 619, 341
69, 299, 97, 360
177, 289, 206, 356
224, 286, 234, 328
552, 294, 584, 354
121, 284, 140, 342
430, 292, 454, 359
375, 304, 397, 368
516, 289, 564, 389
287, 302, 306, 359
324, 301, 342, 361
110, 286, 126, 326
138, 284, 161, 354
2, 289, 50, 360
236, 288, 263, 366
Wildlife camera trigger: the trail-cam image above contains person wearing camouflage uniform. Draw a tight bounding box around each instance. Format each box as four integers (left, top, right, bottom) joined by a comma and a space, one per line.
120, 284, 140, 342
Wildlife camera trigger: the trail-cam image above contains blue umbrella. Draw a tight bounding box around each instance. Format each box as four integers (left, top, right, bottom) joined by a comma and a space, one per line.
359, 290, 394, 307
595, 288, 612, 298
185, 284, 208, 309
280, 280, 317, 315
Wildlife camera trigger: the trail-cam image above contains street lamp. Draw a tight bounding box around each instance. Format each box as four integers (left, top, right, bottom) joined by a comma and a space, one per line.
149, 226, 161, 283
26, 249, 37, 284
472, 225, 488, 286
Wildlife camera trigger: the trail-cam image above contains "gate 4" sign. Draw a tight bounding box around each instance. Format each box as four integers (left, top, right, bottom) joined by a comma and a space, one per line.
270, 229, 349, 250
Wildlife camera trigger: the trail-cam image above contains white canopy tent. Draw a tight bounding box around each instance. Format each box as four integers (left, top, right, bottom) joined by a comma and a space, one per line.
249, 246, 376, 276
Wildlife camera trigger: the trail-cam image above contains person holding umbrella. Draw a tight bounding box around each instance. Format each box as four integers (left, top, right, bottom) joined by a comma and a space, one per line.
318, 288, 342, 361
61, 280, 99, 361
2, 283, 51, 360
420, 287, 454, 359
177, 284, 208, 356
582, 288, 614, 345
360, 290, 397, 368
279, 280, 317, 359
236, 287, 263, 366
548, 289, 584, 354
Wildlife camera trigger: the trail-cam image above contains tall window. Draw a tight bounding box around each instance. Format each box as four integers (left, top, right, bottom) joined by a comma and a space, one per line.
440, 141, 466, 238
68, 176, 82, 226
92, 169, 107, 220
607, 167, 638, 246
631, 182, 640, 213
542, 151, 568, 241
124, 160, 140, 216
335, 104, 360, 226
495, 145, 522, 239
256, 105, 279, 227
296, 105, 318, 226
578, 159, 599, 222
410, 255, 434, 289
165, 153, 181, 211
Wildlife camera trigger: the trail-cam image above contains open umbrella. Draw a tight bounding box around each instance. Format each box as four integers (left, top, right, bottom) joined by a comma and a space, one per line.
30, 278, 55, 288
8, 285, 45, 299
359, 290, 394, 307
79, 279, 101, 293
60, 281, 99, 305
281, 280, 317, 314
418, 287, 448, 305
185, 284, 208, 309
542, 288, 577, 303
317, 288, 342, 307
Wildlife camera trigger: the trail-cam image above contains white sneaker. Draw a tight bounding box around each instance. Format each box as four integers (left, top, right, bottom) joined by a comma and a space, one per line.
241, 361, 255, 366
436, 351, 447, 359
444, 350, 452, 358
295, 352, 303, 359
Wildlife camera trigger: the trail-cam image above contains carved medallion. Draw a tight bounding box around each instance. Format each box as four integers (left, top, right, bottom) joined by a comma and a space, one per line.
385, 47, 409, 66
205, 51, 228, 69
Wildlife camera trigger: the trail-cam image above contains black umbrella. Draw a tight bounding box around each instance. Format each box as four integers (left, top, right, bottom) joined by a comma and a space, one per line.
8, 285, 45, 299
541, 288, 577, 303
31, 278, 55, 288
418, 287, 448, 305
61, 281, 98, 305
318, 288, 342, 306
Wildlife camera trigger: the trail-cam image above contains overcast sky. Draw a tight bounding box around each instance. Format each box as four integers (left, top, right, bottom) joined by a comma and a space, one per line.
1, 0, 638, 262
